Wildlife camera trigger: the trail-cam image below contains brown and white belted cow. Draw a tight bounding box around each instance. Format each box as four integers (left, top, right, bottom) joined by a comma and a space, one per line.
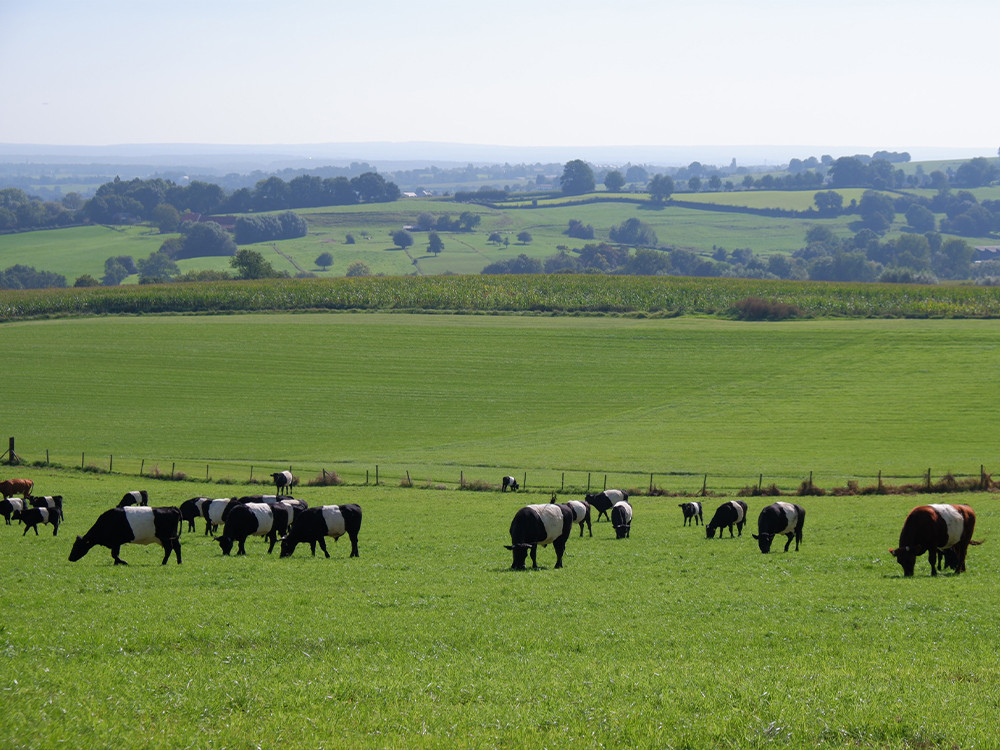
890, 504, 980, 577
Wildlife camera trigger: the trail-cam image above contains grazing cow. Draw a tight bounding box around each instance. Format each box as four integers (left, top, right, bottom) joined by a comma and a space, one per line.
275, 498, 308, 527
611, 500, 633, 539
0, 497, 27, 524
69, 506, 182, 565
753, 502, 805, 553
118, 490, 149, 507
890, 504, 980, 577
506, 503, 574, 570
21, 507, 60, 536
216, 502, 291, 556
271, 471, 295, 495
30, 495, 63, 521
179, 497, 209, 532
567, 499, 592, 537
280, 504, 362, 558
679, 501, 703, 526
1, 478, 33, 500
585, 489, 628, 522
706, 500, 748, 539
502, 476, 519, 492
200, 497, 239, 536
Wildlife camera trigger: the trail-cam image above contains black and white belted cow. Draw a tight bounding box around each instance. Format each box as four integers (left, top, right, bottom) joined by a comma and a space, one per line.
0, 497, 27, 524
753, 502, 805, 553
280, 504, 362, 558
271, 471, 295, 495
611, 499, 632, 539
200, 497, 239, 536
502, 476, 519, 492
548, 494, 591, 537
30, 495, 64, 521
118, 490, 149, 507
216, 502, 291, 556
21, 506, 60, 536
890, 504, 980, 577
69, 506, 182, 565
678, 501, 703, 526
506, 503, 574, 570
705, 500, 748, 539
179, 497, 209, 533
585, 489, 627, 522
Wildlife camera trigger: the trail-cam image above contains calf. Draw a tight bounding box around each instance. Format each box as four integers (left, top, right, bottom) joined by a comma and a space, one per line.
611, 500, 632, 539
271, 471, 295, 495
679, 501, 703, 527
705, 500, 748, 539
1, 478, 33, 500
502, 475, 519, 492
752, 502, 805, 553
21, 506, 60, 536
506, 503, 574, 570
201, 497, 239, 536
179, 497, 209, 532
216, 502, 291, 556
585, 489, 628, 522
280, 504, 362, 558
118, 490, 149, 507
30, 495, 63, 521
891, 504, 979, 577
0, 497, 27, 524
69, 506, 182, 565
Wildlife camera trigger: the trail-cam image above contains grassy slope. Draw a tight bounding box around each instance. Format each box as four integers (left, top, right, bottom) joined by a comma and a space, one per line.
3, 314, 999, 490
2, 470, 998, 749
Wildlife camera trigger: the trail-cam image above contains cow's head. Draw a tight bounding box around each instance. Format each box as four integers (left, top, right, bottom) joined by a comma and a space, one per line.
613, 524, 629, 539
279, 535, 297, 558
890, 546, 917, 577
505, 543, 531, 570
68, 535, 92, 562
752, 532, 774, 554
705, 525, 717, 539
216, 536, 234, 556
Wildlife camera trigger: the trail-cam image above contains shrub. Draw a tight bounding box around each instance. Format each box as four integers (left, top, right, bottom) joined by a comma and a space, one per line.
732, 297, 802, 321
307, 470, 343, 486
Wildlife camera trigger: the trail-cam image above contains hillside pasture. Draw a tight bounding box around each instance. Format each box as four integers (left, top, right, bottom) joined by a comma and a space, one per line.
1, 469, 998, 749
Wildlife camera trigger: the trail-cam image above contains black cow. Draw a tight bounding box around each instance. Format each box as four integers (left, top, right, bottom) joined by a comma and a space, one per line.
753, 502, 806, 553
271, 471, 295, 495
69, 506, 182, 565
118, 490, 149, 507
200, 497, 239, 536
706, 500, 748, 539
216, 502, 290, 556
506, 503, 574, 570
502, 475, 519, 492
279, 504, 362, 558
611, 500, 632, 539
30, 495, 63, 521
179, 497, 209, 533
0, 497, 27, 524
21, 507, 60, 536
585, 489, 628, 522
679, 501, 703, 526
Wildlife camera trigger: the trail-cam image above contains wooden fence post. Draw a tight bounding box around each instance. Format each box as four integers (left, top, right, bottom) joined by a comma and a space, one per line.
375, 465, 379, 485
603, 474, 607, 491
109, 455, 113, 473
523, 472, 527, 491
649, 473, 653, 493
701, 474, 708, 496
587, 473, 591, 492
561, 472, 565, 492
81, 452, 84, 469
140, 459, 145, 476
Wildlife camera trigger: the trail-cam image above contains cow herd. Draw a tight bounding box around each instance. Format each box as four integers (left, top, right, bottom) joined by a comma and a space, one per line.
0, 474, 984, 576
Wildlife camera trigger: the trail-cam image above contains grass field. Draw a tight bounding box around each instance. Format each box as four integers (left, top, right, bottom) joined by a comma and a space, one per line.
2, 469, 999, 749
3, 314, 1000, 491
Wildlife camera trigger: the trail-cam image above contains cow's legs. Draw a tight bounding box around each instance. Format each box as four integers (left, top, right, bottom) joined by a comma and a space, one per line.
111, 546, 128, 565
783, 534, 793, 552
318, 537, 331, 558
553, 539, 566, 569
529, 545, 538, 569
348, 533, 360, 557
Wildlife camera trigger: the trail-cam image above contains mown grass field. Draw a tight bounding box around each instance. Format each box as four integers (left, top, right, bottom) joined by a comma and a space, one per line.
3, 470, 999, 749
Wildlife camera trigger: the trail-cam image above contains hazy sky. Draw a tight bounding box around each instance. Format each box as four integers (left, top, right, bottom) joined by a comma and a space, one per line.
2, 0, 997, 152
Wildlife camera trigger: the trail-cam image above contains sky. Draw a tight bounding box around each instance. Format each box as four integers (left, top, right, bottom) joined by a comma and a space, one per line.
1, 0, 998, 157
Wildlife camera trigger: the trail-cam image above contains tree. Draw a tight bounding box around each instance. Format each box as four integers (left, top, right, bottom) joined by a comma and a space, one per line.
179, 221, 237, 258
559, 159, 595, 196
151, 203, 180, 233
859, 190, 896, 232
955, 157, 998, 188
647, 174, 674, 202
609, 217, 658, 246
932, 238, 974, 280
624, 165, 648, 185
316, 251, 334, 270
604, 170, 625, 192
428, 232, 444, 255
687, 176, 702, 192
229, 249, 281, 279
137, 250, 180, 282
813, 190, 843, 215
905, 204, 936, 233
345, 261, 371, 277
102, 257, 130, 286
828, 156, 869, 187
488, 231, 503, 245
74, 274, 99, 287
517, 231, 532, 245
392, 230, 413, 250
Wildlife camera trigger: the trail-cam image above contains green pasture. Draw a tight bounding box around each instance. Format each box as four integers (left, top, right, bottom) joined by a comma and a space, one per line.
4, 314, 1000, 491
2, 467, 999, 749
